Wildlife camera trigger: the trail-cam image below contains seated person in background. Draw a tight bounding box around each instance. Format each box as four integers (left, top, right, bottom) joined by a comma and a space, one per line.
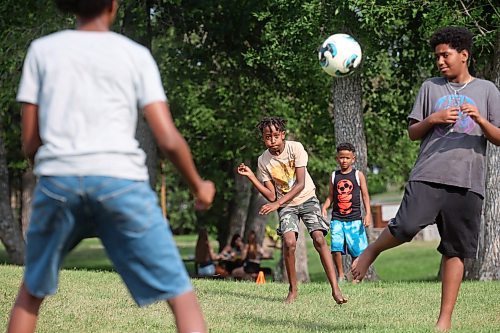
218, 233, 245, 273
194, 228, 219, 276
232, 230, 264, 280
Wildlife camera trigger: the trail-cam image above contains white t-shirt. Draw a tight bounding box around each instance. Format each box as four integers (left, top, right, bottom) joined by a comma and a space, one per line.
17, 30, 167, 180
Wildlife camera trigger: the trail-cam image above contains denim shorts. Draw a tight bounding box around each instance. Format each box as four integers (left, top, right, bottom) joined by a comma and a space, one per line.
330, 219, 368, 257
277, 197, 329, 237
25, 176, 192, 307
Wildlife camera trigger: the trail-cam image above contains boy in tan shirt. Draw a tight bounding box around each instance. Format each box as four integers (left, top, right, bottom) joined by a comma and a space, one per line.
237, 116, 346, 304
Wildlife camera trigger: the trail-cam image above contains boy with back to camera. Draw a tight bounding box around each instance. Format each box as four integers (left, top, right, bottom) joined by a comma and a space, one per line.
321, 143, 371, 283
8, 1, 215, 332
237, 116, 347, 304
351, 26, 500, 331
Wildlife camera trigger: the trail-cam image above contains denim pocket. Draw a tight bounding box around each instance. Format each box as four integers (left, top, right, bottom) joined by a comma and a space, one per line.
29, 178, 73, 233
96, 180, 156, 234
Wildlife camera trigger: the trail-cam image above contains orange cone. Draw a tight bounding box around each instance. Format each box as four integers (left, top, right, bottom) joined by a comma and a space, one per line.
256, 271, 265, 284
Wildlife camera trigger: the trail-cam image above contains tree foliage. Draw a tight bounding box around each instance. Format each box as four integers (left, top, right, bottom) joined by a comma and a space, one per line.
1, 0, 498, 247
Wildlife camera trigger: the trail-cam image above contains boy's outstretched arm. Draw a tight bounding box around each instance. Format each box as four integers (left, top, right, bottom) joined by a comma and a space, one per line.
462, 103, 500, 146
144, 101, 215, 209
237, 163, 276, 202
358, 171, 372, 227
321, 181, 334, 219
259, 166, 306, 215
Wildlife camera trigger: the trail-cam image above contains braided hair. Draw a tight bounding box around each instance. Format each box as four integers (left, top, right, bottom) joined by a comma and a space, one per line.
256, 116, 287, 135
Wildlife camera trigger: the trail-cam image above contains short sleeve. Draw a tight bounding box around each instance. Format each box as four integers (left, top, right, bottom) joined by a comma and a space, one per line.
137, 50, 167, 109
408, 81, 430, 122
293, 142, 308, 168
487, 83, 500, 127
257, 155, 272, 182
16, 44, 40, 105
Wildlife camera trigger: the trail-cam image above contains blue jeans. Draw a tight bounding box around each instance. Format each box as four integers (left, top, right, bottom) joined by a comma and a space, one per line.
25, 176, 192, 306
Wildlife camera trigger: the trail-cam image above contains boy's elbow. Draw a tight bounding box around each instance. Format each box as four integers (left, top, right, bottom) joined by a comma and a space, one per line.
407, 130, 419, 141
158, 133, 182, 155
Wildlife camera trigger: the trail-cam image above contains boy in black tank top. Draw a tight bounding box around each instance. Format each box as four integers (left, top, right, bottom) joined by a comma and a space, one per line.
322, 143, 372, 282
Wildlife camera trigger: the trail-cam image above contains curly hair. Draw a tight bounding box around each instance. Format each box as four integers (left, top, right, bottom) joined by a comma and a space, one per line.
256, 116, 287, 134
54, 0, 113, 19
429, 27, 473, 55
336, 142, 355, 153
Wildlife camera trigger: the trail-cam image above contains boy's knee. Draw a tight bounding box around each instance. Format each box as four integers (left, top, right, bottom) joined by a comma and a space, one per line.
283, 237, 297, 251
311, 234, 326, 247
389, 221, 420, 242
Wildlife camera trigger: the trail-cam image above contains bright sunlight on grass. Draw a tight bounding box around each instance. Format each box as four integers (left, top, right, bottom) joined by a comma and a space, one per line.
1, 237, 498, 332
1, 265, 499, 332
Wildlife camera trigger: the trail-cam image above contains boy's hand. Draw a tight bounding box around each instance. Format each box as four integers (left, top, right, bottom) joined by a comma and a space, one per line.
461, 103, 484, 125
237, 163, 254, 177
193, 180, 216, 210
430, 106, 459, 125
321, 207, 328, 219
259, 202, 280, 215
363, 214, 372, 227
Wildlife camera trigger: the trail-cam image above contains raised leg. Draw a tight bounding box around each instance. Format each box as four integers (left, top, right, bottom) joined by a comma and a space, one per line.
311, 231, 347, 304
351, 227, 403, 281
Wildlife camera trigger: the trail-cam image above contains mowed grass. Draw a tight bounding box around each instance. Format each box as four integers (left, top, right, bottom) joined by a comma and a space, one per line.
1, 265, 500, 332
1, 237, 499, 332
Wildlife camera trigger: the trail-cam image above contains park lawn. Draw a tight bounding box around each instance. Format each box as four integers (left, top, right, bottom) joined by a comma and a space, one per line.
1, 235, 441, 281
1, 264, 499, 333
0, 237, 498, 332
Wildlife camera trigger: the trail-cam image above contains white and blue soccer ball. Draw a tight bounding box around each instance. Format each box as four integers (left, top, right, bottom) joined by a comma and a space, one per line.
318, 33, 362, 77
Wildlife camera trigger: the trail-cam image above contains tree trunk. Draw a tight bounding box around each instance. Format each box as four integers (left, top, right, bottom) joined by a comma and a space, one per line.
331, 74, 378, 281
21, 168, 36, 239
464, 31, 500, 280
0, 137, 24, 264
121, 0, 158, 189
225, 164, 252, 245
244, 188, 268, 245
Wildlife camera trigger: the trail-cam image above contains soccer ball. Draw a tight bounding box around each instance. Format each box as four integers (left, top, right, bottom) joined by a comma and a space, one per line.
318, 33, 362, 77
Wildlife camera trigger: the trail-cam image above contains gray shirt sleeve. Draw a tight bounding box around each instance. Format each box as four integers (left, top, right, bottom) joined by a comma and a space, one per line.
408, 80, 432, 122
487, 83, 500, 127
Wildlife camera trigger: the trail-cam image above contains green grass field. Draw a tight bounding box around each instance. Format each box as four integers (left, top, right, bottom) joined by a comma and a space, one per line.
1, 237, 499, 332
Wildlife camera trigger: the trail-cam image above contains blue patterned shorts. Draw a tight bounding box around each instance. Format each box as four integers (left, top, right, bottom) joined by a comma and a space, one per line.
330, 219, 368, 257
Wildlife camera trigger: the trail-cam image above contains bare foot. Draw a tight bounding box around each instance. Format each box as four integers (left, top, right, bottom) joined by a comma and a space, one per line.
332, 288, 348, 304
351, 248, 376, 282
284, 289, 298, 304
435, 318, 451, 331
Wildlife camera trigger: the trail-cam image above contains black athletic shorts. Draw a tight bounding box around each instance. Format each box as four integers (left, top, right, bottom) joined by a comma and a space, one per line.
388, 181, 482, 259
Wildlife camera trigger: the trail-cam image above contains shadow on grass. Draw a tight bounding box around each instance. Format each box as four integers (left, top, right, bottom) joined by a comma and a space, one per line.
0, 246, 116, 272
238, 314, 367, 331
204, 288, 284, 302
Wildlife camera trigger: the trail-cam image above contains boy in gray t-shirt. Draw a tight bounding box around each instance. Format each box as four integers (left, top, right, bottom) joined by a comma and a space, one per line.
351, 27, 500, 331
